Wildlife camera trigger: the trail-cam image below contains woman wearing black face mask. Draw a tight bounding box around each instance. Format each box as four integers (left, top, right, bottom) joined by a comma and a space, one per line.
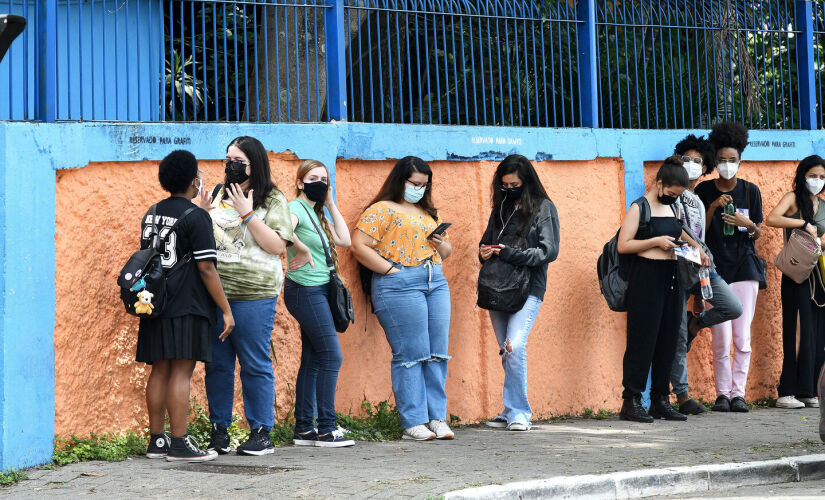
478, 154, 560, 431
197, 136, 294, 456
283, 160, 354, 447
617, 156, 711, 423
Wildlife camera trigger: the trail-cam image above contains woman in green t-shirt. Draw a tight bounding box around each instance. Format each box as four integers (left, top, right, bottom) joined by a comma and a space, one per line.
284, 160, 354, 447
198, 136, 294, 457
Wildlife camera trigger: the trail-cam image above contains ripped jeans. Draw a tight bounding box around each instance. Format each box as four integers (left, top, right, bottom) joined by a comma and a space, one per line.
372, 261, 451, 429
488, 296, 542, 427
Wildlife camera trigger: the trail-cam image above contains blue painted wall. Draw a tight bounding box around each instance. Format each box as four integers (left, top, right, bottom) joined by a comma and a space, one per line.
2, 120, 825, 469
0, 0, 162, 121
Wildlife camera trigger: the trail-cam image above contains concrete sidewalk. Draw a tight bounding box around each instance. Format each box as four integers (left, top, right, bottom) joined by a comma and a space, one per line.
2, 407, 823, 499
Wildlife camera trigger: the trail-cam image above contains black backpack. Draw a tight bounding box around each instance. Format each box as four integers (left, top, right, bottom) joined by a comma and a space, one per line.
118, 205, 196, 319
596, 197, 651, 312
477, 212, 535, 314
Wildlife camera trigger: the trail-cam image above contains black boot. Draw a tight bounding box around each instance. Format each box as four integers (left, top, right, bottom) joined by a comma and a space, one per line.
620, 397, 654, 423
649, 396, 687, 421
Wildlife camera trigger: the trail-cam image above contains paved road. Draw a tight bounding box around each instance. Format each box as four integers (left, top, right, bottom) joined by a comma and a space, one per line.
2, 407, 823, 499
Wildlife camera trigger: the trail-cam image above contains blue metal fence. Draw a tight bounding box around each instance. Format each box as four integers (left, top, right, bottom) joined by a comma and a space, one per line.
1, 0, 824, 129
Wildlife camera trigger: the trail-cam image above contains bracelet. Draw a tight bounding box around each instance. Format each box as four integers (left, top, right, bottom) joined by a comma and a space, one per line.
384, 266, 394, 275
802, 221, 809, 231
242, 213, 258, 225
240, 210, 254, 221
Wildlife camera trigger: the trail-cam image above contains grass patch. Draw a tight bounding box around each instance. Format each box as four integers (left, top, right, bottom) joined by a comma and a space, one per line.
582, 408, 612, 420
0, 469, 28, 487
52, 432, 146, 466
337, 400, 404, 441
187, 401, 250, 449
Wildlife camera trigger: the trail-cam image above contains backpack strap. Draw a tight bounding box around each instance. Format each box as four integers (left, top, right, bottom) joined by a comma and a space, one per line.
632, 196, 651, 238
211, 183, 224, 202
299, 202, 335, 270
158, 206, 198, 273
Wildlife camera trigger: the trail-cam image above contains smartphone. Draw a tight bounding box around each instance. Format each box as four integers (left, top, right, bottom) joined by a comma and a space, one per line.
480, 244, 503, 249
674, 240, 689, 246
427, 222, 452, 239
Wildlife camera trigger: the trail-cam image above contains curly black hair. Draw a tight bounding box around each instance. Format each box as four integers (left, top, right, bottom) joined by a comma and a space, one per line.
708, 121, 749, 157
158, 150, 198, 194
674, 134, 718, 175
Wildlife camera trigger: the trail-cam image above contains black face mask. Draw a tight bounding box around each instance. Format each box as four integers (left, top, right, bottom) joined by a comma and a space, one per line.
500, 185, 523, 199
302, 181, 329, 203
225, 161, 250, 185
658, 189, 678, 206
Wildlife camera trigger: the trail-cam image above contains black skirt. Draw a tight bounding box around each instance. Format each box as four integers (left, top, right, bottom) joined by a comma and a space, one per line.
136, 314, 212, 364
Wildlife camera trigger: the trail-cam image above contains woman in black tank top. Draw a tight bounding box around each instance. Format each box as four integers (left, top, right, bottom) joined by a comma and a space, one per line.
616, 156, 711, 423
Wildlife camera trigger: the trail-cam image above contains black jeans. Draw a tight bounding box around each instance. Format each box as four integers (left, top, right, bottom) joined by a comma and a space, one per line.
284, 279, 343, 434
622, 257, 681, 400
778, 274, 825, 398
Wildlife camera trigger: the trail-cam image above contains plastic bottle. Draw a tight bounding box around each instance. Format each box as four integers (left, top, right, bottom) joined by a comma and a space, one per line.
723, 202, 736, 236
698, 267, 713, 300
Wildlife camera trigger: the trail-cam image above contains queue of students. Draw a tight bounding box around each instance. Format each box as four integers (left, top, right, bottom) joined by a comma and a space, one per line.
132, 123, 824, 462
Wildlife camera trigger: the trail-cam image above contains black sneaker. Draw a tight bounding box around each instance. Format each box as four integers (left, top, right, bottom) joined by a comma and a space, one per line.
208, 423, 231, 455
730, 396, 750, 413
316, 431, 355, 448
237, 427, 275, 456
166, 435, 217, 462
712, 395, 731, 412
293, 428, 318, 447
146, 432, 170, 459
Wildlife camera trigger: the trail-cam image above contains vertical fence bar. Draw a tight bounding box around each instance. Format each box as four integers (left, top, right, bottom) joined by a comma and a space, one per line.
576, 0, 597, 127
36, 0, 57, 122
795, 0, 816, 130
325, 0, 347, 120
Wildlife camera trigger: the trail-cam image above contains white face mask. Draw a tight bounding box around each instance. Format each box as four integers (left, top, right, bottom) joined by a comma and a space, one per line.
194, 178, 203, 198
806, 177, 825, 196
717, 162, 739, 180
683, 161, 703, 181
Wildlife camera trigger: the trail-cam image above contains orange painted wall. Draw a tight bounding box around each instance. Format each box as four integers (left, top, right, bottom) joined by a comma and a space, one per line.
54, 155, 791, 436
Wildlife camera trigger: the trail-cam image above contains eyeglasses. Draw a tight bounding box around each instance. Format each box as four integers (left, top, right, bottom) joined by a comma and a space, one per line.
223, 158, 249, 166
406, 180, 431, 189
680, 155, 703, 165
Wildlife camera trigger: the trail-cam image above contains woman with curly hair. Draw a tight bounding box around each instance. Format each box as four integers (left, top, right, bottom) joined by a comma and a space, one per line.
695, 122, 764, 414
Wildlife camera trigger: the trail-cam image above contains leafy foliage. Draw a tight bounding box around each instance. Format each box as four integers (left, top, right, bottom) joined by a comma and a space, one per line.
52, 432, 146, 466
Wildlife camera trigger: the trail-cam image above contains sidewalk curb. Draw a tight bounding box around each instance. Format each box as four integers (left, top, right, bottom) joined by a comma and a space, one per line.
444, 454, 825, 499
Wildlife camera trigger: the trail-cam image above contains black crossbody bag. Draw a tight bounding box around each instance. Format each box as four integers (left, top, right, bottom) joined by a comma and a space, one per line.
300, 204, 354, 332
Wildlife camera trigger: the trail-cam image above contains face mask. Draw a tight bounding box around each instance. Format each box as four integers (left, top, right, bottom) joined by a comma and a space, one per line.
302, 180, 329, 203
717, 162, 739, 180
807, 177, 825, 196
225, 161, 250, 185
500, 186, 523, 199
683, 161, 703, 181
193, 178, 203, 199
404, 185, 426, 203
658, 188, 678, 206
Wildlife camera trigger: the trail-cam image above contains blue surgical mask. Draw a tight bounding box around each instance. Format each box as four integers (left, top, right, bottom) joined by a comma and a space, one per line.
404, 185, 426, 203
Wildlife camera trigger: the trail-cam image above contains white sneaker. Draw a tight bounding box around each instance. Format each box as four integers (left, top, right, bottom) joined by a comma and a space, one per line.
485, 416, 507, 428
402, 424, 436, 441
428, 419, 455, 440
798, 397, 820, 408
776, 396, 806, 409
507, 422, 530, 431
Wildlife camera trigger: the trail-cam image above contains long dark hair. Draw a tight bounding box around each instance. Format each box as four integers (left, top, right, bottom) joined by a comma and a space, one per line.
491, 154, 550, 234
224, 136, 276, 210
793, 155, 825, 222
366, 156, 438, 219
295, 159, 341, 277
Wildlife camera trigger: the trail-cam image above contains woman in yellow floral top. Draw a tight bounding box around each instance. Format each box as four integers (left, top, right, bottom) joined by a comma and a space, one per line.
352, 156, 454, 442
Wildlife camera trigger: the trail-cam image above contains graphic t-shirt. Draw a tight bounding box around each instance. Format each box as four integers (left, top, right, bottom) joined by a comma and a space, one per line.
674, 189, 706, 242
286, 199, 332, 287
695, 178, 764, 284
139, 196, 217, 322
209, 187, 294, 300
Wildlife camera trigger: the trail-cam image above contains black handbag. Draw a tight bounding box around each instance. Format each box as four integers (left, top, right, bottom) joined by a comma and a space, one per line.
477, 209, 532, 314
300, 204, 354, 332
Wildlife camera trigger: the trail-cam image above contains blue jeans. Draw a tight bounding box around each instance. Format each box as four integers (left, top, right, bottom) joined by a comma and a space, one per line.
488, 295, 542, 427
284, 279, 343, 435
205, 297, 277, 430
670, 270, 743, 398
371, 261, 451, 429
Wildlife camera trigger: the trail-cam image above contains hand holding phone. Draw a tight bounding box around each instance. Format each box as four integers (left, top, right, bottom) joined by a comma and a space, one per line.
674, 239, 689, 246
427, 222, 452, 239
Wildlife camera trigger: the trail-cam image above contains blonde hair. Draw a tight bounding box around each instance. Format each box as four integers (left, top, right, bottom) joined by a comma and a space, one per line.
296, 160, 342, 278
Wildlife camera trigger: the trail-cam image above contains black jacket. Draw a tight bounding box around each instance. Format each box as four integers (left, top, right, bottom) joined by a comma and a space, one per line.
479, 198, 560, 300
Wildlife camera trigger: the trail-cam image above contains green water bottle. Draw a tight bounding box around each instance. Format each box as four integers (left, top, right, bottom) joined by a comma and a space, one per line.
723, 202, 736, 236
